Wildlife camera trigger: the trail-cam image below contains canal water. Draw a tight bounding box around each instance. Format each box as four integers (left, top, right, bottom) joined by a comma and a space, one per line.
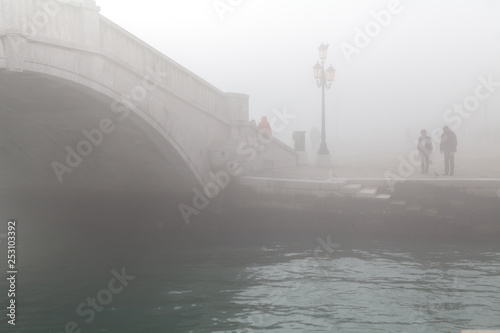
0, 200, 499, 333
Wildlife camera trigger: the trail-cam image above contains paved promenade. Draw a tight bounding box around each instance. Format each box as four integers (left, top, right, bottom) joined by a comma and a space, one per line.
253, 147, 500, 181
239, 146, 500, 199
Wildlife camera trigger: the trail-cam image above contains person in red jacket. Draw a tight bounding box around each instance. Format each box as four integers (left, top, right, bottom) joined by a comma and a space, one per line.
258, 116, 272, 136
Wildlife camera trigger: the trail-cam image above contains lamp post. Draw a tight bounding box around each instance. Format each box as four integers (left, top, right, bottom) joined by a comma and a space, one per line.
313, 43, 336, 155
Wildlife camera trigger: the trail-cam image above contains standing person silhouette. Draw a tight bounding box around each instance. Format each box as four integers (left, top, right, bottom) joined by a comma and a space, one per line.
417, 129, 433, 174
440, 126, 457, 176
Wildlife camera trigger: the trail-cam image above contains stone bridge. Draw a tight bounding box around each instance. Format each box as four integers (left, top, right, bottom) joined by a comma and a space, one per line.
0, 0, 298, 196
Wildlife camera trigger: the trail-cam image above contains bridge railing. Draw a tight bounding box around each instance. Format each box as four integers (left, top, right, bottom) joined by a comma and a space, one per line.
0, 0, 241, 123
0, 0, 98, 46
98, 15, 229, 122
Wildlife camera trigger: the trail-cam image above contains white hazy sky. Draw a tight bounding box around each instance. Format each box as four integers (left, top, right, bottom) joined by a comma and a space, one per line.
98, 0, 500, 150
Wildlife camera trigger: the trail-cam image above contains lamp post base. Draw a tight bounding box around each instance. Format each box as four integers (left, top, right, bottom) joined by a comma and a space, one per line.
315, 154, 332, 167
317, 141, 329, 155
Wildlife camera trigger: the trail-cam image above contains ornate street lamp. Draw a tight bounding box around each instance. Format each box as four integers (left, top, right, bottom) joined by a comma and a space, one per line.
313, 43, 335, 155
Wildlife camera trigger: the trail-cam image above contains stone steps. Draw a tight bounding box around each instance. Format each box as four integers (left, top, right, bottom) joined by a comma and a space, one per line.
375, 194, 392, 200
341, 183, 363, 194
322, 178, 348, 190
239, 177, 395, 201
355, 187, 378, 198
341, 184, 389, 200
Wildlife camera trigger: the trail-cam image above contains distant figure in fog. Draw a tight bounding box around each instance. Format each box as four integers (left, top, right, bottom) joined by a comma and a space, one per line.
250, 119, 257, 127
417, 129, 433, 174
258, 116, 272, 136
440, 126, 457, 176
309, 127, 320, 153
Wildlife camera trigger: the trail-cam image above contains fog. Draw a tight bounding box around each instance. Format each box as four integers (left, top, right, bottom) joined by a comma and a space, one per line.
2, 3, 500, 331
99, 0, 500, 157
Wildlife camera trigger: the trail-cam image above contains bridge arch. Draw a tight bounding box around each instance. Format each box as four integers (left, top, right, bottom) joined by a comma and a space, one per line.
0, 0, 251, 194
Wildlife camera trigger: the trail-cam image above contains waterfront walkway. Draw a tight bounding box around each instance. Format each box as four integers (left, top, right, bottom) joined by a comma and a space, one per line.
255, 147, 500, 180
240, 147, 500, 199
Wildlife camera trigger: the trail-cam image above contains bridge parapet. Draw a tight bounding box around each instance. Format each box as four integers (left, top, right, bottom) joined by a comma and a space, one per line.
0, 0, 244, 123
0, 0, 100, 46
209, 123, 299, 175
99, 16, 235, 122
